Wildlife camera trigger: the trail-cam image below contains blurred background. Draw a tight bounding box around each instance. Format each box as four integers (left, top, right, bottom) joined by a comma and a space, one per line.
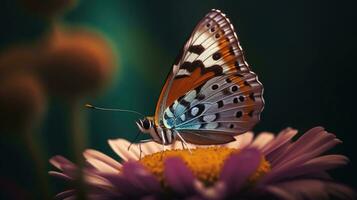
0, 0, 356, 199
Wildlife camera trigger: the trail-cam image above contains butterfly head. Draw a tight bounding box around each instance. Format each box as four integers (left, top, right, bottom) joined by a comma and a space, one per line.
136, 117, 154, 134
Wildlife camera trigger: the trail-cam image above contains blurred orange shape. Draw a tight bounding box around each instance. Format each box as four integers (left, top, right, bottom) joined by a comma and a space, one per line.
0, 45, 41, 79
37, 26, 116, 98
0, 73, 46, 134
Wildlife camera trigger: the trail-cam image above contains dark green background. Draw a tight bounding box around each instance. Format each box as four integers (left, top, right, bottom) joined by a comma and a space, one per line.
1, 0, 356, 198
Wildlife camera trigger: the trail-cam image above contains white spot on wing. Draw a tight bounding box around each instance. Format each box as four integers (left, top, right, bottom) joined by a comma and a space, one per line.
205, 122, 219, 129
177, 69, 190, 76
180, 114, 186, 121
203, 114, 216, 122
166, 109, 174, 118
191, 107, 199, 116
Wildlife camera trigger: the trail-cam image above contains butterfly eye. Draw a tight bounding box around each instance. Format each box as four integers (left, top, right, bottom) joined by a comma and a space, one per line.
215, 33, 220, 38
142, 119, 151, 129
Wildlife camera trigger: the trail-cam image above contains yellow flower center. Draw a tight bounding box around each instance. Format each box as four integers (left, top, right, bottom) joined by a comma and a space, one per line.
139, 147, 270, 186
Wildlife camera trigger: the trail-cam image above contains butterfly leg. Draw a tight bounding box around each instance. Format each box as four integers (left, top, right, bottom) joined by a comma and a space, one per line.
138, 139, 154, 159
139, 142, 142, 160
181, 140, 185, 149
175, 131, 192, 154
129, 139, 152, 159
160, 130, 167, 152
139, 139, 153, 143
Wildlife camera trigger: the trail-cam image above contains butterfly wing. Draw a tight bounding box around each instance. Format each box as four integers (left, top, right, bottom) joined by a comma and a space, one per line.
154, 9, 251, 125
155, 9, 264, 144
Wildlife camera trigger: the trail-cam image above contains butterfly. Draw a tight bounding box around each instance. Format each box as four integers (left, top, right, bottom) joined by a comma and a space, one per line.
88, 9, 264, 147
134, 9, 264, 147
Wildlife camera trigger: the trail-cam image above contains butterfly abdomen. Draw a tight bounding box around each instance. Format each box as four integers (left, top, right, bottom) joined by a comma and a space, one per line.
149, 124, 175, 145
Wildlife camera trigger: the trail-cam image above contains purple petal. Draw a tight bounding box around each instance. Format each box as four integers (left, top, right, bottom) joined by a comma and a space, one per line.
272, 127, 336, 167
265, 142, 291, 166
50, 155, 75, 171
122, 161, 162, 194
270, 127, 342, 172
261, 128, 297, 155
54, 189, 76, 200
298, 171, 332, 180
269, 127, 323, 165
140, 195, 160, 200
265, 179, 356, 200
194, 180, 226, 200
261, 155, 348, 184
48, 171, 73, 181
102, 162, 161, 197
101, 173, 139, 196
60, 164, 80, 179
271, 137, 341, 177
219, 148, 261, 193
164, 157, 196, 195
262, 128, 297, 165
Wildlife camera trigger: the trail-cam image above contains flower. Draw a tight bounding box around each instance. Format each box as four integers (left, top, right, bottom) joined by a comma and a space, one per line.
49, 127, 355, 200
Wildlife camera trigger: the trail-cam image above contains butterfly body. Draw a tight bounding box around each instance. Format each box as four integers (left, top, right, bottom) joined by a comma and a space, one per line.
136, 9, 264, 145
137, 118, 176, 145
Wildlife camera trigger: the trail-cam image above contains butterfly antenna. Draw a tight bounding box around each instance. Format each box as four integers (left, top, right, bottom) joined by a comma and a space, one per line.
85, 104, 145, 118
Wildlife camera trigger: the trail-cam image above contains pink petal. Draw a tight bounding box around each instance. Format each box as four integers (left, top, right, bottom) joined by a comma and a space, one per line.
108, 139, 139, 161
225, 132, 254, 149
83, 149, 122, 173
251, 132, 275, 149
171, 140, 197, 150
49, 155, 75, 171
140, 141, 162, 155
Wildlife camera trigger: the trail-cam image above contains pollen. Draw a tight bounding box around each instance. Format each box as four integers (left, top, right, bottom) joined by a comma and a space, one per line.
139, 147, 270, 186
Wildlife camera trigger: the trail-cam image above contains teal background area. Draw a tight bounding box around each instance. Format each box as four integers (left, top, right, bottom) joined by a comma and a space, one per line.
0, 0, 356, 198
